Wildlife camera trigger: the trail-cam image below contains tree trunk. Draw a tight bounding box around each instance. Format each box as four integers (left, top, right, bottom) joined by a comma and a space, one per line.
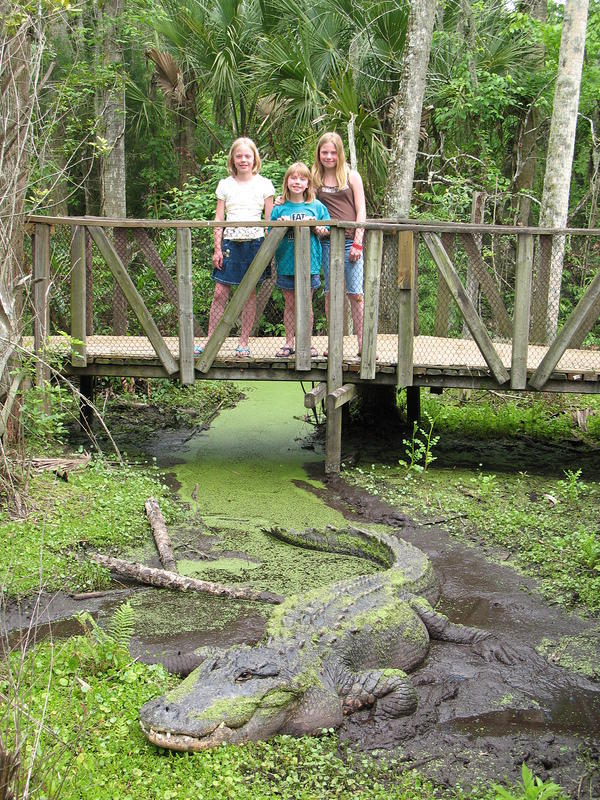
98, 0, 127, 334
513, 0, 547, 226
538, 0, 589, 341
0, 4, 37, 440
381, 0, 438, 332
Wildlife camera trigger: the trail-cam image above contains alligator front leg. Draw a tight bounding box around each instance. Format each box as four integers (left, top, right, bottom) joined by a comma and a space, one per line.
342, 668, 417, 719
408, 596, 524, 666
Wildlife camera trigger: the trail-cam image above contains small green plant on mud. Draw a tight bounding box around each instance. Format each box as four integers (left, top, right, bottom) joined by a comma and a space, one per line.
493, 763, 567, 800
471, 472, 499, 498
398, 412, 439, 475
574, 527, 600, 570
556, 468, 587, 503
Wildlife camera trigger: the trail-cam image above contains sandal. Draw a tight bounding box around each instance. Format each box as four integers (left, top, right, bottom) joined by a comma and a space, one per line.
276, 345, 295, 358
235, 346, 251, 358
193, 345, 204, 356
310, 347, 318, 358
322, 349, 328, 358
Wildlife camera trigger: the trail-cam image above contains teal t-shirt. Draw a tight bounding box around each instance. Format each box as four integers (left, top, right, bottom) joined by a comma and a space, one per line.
270, 200, 330, 276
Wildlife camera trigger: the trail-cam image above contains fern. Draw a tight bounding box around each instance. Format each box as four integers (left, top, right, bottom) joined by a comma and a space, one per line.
107, 601, 135, 653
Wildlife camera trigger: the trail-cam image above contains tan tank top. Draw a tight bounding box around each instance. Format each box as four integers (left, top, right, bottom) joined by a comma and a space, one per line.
317, 184, 357, 239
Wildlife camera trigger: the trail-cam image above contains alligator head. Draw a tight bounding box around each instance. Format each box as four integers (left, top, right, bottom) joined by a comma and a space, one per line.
140, 640, 342, 751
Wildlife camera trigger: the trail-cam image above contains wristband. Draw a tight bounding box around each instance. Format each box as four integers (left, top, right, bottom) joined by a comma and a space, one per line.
351, 242, 363, 250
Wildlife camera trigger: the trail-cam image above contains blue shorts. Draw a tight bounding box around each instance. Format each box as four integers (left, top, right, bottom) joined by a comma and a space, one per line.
321, 239, 364, 295
212, 238, 271, 286
276, 273, 321, 291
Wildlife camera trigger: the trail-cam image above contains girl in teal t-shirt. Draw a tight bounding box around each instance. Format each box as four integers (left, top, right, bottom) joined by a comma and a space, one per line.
270, 162, 329, 358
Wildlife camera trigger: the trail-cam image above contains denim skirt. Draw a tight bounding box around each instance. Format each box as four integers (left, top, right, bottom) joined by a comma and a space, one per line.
212, 238, 271, 286
276, 273, 321, 291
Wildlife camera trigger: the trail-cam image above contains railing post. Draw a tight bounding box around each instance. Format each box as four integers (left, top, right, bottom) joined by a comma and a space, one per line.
325, 227, 345, 475
70, 225, 87, 367
33, 222, 51, 389
177, 227, 194, 385
360, 229, 382, 380
397, 231, 414, 388
511, 233, 533, 389
294, 226, 312, 371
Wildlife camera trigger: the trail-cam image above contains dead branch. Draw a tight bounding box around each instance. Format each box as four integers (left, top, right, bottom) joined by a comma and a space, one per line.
145, 497, 177, 572
89, 553, 283, 604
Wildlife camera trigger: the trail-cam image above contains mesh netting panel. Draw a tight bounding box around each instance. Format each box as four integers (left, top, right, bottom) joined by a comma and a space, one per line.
32, 223, 600, 380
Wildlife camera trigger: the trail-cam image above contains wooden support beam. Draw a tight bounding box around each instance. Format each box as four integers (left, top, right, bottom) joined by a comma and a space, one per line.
325, 228, 345, 474
134, 228, 203, 337
328, 383, 357, 409
196, 228, 287, 373
511, 233, 533, 389
87, 226, 179, 375
176, 227, 194, 385
70, 225, 87, 367
361, 229, 382, 380
434, 233, 453, 336
33, 223, 51, 388
294, 226, 312, 371
304, 382, 327, 409
458, 233, 512, 338
397, 231, 414, 388
529, 266, 600, 390
422, 232, 510, 385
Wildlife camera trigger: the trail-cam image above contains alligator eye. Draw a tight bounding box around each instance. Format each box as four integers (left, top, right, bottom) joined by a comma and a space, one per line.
234, 670, 254, 682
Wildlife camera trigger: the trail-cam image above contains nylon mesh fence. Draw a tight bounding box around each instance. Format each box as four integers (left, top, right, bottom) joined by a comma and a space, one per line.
32, 222, 600, 381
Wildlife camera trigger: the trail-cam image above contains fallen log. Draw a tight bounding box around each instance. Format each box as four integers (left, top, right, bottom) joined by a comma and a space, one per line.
145, 497, 178, 572
89, 553, 283, 604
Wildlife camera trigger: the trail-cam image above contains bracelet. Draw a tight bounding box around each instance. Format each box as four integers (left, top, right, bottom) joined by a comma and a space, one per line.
351, 242, 363, 250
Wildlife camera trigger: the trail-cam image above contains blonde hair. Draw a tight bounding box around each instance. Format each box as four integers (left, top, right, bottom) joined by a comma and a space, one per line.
227, 137, 261, 175
282, 162, 315, 203
311, 132, 349, 191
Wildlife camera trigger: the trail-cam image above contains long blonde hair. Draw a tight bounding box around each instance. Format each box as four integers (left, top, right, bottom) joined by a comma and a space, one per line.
227, 137, 261, 176
282, 162, 315, 202
311, 132, 349, 191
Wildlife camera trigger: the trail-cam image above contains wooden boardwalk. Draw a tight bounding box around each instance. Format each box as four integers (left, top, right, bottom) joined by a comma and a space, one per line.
39, 334, 600, 392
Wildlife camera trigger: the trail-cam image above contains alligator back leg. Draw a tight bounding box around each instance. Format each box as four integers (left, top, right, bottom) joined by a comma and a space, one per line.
409, 595, 525, 665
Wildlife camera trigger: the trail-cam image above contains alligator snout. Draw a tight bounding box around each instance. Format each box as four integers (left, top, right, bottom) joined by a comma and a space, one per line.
140, 696, 185, 730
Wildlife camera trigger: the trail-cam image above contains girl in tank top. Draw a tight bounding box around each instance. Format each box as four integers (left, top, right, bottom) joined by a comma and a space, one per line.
312, 131, 366, 357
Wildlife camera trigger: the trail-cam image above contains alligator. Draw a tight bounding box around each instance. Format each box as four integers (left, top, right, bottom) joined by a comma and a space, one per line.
140, 525, 521, 751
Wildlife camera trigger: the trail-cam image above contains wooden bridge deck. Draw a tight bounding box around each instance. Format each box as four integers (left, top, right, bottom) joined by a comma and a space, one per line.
40, 334, 600, 392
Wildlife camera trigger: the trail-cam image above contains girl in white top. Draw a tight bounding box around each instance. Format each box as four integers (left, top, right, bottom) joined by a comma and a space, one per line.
198, 137, 274, 358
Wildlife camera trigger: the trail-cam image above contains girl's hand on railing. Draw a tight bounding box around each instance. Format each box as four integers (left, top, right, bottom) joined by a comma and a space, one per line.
213, 248, 223, 270
314, 226, 329, 238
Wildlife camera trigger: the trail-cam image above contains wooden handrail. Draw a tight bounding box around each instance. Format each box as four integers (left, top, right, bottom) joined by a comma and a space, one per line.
25, 214, 600, 236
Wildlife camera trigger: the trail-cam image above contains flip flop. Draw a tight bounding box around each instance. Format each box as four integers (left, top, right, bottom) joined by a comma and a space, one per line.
276, 345, 295, 357
235, 346, 251, 358
310, 347, 318, 358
